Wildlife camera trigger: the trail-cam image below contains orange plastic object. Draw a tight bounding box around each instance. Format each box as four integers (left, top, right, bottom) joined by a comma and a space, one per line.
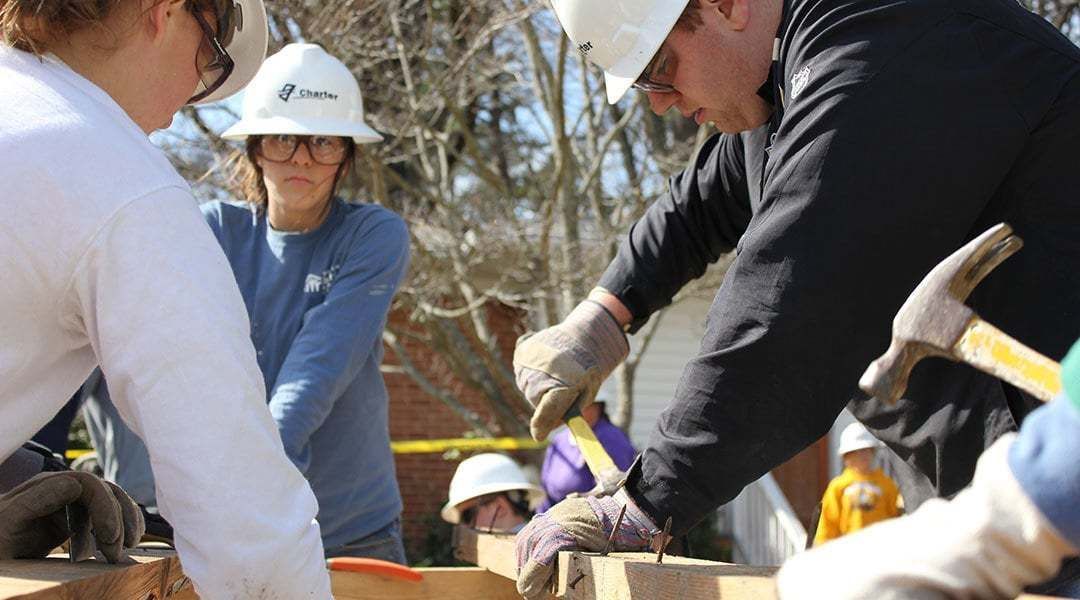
326, 557, 424, 582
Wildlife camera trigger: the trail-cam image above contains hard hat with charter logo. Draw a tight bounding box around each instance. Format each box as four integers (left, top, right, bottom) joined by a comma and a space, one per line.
221, 43, 383, 144
548, 0, 689, 104
190, 0, 270, 105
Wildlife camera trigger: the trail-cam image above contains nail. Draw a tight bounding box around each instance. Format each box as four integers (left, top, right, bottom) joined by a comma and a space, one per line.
655, 516, 672, 564
601, 504, 627, 556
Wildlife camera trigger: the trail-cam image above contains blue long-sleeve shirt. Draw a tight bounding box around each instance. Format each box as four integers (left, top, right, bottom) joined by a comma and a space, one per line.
201, 198, 409, 549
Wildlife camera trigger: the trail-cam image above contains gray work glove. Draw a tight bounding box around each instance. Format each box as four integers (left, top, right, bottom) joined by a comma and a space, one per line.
0, 471, 145, 562
777, 435, 1077, 599
515, 491, 657, 599
514, 300, 629, 441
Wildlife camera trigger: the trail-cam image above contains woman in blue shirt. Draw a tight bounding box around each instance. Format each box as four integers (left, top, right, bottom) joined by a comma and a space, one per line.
206, 43, 410, 561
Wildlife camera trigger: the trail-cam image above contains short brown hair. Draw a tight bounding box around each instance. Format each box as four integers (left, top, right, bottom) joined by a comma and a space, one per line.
228, 136, 358, 210
675, 0, 703, 32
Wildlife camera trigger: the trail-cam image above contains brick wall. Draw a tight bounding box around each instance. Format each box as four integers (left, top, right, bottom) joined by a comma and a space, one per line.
770, 437, 829, 533
384, 303, 541, 560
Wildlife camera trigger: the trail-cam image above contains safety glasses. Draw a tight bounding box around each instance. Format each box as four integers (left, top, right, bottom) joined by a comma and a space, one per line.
632, 43, 677, 94
256, 135, 352, 166
187, 0, 237, 104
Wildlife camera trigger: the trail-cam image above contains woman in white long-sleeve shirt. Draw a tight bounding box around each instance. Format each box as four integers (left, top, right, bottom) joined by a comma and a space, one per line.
0, 1, 332, 597
86, 43, 412, 562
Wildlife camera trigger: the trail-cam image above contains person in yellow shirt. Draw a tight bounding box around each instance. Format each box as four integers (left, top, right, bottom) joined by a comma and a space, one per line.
814, 422, 902, 546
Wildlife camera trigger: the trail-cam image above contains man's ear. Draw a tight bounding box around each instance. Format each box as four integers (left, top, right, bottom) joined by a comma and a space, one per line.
706, 0, 752, 31
144, 0, 187, 44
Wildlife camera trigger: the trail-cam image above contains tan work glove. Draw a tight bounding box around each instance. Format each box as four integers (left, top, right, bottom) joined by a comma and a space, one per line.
0, 471, 145, 562
514, 300, 629, 441
777, 435, 1077, 599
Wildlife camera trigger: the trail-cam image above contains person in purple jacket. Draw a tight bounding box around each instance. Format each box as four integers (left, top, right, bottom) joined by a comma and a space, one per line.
538, 399, 636, 513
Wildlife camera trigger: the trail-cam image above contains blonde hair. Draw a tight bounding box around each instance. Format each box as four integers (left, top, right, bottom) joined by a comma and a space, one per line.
0, 0, 125, 54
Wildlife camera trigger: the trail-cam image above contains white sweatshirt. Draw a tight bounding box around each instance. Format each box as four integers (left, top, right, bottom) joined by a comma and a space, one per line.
0, 47, 332, 599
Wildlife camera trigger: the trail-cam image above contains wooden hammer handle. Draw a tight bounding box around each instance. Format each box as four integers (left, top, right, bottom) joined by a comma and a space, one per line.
955, 318, 1062, 403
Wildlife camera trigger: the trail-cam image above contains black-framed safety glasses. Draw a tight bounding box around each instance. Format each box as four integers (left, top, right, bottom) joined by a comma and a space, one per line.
186, 0, 237, 104
256, 134, 352, 166
631, 43, 677, 94
460, 496, 499, 528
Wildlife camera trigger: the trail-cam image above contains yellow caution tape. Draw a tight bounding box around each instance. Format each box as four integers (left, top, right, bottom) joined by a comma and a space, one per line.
64, 437, 545, 461
390, 437, 547, 454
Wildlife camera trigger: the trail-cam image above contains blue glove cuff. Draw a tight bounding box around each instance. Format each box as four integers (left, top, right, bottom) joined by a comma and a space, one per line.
1008, 396, 1080, 545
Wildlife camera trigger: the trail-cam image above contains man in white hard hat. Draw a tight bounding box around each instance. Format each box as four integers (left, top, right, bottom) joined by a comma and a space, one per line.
513, 0, 1080, 597
442, 454, 544, 533
812, 422, 900, 546
0, 0, 332, 597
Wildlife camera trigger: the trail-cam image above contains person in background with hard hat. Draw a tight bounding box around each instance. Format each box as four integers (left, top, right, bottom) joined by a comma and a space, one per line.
537, 397, 636, 512
812, 422, 901, 546
514, 0, 1080, 597
780, 340, 1080, 598
0, 0, 332, 597
442, 454, 545, 534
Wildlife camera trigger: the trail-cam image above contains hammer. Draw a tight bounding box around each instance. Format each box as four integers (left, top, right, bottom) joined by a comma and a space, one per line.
562, 404, 624, 495
860, 223, 1062, 404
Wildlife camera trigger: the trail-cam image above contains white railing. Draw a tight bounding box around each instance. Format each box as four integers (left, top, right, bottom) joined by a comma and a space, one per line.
730, 472, 807, 566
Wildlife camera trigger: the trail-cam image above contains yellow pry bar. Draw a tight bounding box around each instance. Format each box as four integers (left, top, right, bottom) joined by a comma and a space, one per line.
565, 411, 618, 478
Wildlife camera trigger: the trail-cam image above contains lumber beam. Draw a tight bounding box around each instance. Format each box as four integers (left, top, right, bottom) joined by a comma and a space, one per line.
0, 547, 193, 600
332, 566, 519, 600
452, 526, 518, 580
454, 527, 1068, 600
557, 551, 777, 600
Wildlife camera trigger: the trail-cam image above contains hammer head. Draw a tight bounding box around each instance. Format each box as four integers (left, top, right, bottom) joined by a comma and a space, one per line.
859, 223, 1023, 404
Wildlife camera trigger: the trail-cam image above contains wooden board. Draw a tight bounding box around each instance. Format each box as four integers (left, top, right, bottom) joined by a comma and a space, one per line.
452, 526, 519, 580
557, 552, 777, 600
454, 527, 1067, 600
0, 548, 193, 600
332, 567, 519, 600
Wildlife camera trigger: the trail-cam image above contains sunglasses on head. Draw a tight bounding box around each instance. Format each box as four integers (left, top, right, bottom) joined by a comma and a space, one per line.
186, 0, 241, 104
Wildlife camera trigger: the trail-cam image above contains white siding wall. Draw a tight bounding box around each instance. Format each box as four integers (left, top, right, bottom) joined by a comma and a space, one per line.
621, 298, 711, 449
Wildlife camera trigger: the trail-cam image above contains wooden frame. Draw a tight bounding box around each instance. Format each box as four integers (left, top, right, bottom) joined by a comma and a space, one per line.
0, 533, 1062, 599
453, 525, 776, 600
452, 526, 1065, 600
332, 567, 519, 600
0, 548, 193, 600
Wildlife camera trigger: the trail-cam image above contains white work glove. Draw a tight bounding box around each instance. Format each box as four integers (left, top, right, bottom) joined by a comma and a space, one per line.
777, 434, 1077, 600
514, 300, 629, 441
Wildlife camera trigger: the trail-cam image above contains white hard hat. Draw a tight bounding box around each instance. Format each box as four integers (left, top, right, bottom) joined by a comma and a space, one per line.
441, 453, 545, 524
192, 0, 269, 105
549, 0, 690, 104
221, 43, 383, 144
837, 422, 882, 456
